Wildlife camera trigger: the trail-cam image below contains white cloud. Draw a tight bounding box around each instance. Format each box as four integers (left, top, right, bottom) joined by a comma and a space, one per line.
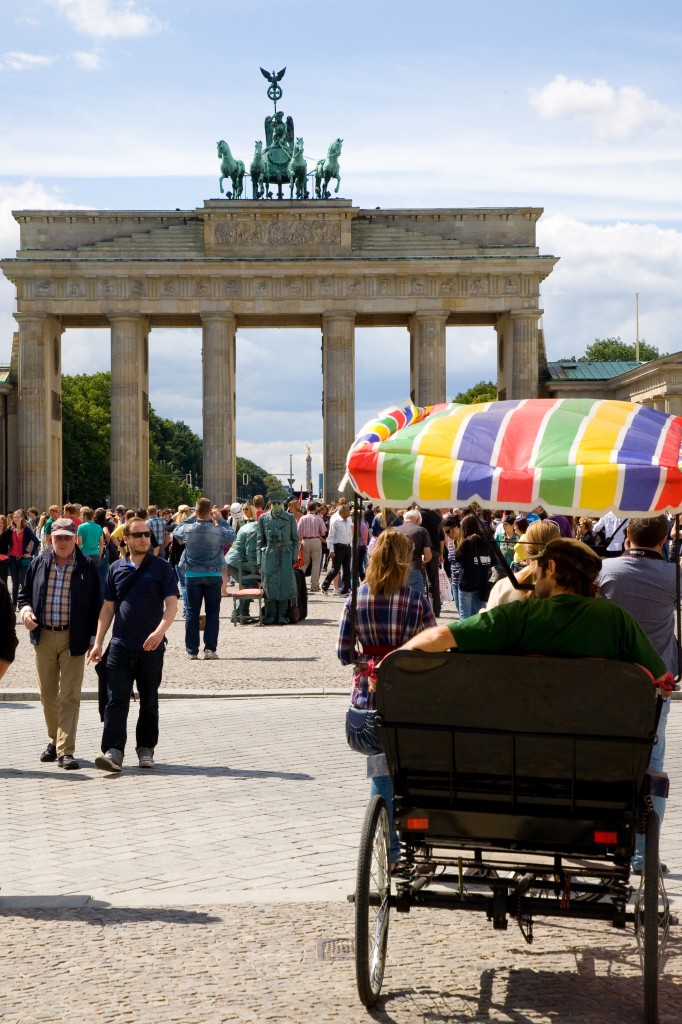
0, 181, 92, 363
53, 0, 162, 39
71, 49, 103, 70
0, 51, 55, 71
529, 74, 680, 140
538, 215, 682, 357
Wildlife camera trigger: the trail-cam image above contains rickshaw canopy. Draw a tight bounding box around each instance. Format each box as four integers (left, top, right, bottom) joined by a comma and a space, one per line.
342, 398, 682, 517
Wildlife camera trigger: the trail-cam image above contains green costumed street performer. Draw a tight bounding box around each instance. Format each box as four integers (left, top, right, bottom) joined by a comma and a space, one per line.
257, 502, 299, 625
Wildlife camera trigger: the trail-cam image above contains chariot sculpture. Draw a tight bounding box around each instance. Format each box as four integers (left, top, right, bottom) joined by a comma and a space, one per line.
216, 67, 343, 201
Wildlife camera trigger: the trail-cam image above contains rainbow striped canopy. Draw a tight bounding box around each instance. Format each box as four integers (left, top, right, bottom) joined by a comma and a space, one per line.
343, 398, 682, 516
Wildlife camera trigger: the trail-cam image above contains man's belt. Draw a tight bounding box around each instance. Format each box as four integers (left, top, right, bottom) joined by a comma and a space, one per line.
40, 623, 69, 631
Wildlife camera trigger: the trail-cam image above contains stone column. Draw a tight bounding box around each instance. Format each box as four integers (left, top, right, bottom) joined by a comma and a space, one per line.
110, 315, 149, 508
322, 312, 355, 501
507, 311, 543, 399
409, 312, 448, 406
15, 313, 63, 510
201, 314, 236, 504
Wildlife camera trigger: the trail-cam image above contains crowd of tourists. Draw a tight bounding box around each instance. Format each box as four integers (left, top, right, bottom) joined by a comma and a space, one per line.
0, 494, 677, 880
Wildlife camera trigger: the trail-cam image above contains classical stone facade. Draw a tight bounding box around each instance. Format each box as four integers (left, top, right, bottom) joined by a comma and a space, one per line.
1, 200, 557, 509
543, 353, 682, 416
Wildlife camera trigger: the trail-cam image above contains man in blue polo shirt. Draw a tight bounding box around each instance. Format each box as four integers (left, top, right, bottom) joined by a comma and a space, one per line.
88, 517, 178, 772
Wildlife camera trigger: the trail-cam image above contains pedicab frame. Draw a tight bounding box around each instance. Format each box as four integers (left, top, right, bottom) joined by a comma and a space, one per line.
342, 398, 681, 1023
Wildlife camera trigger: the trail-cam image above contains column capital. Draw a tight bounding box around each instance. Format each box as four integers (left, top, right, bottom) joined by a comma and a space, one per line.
409, 310, 450, 325
108, 313, 149, 327
201, 312, 237, 325
14, 312, 62, 328
322, 310, 356, 324
508, 308, 543, 322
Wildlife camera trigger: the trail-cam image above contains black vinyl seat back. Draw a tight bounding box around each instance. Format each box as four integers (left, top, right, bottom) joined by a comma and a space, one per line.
377, 652, 659, 849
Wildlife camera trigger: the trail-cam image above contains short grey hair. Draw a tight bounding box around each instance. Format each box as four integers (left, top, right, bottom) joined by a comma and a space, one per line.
404, 509, 422, 524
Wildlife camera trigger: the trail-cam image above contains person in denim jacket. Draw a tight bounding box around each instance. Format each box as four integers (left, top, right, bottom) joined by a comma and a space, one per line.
173, 498, 235, 659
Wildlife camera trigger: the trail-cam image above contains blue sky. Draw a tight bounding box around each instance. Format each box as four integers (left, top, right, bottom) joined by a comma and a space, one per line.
1, 0, 682, 487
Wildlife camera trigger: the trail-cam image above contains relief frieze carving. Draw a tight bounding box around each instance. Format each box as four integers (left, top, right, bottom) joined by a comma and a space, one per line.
378, 278, 395, 296
68, 281, 84, 297
37, 280, 54, 297
224, 280, 241, 297
130, 279, 145, 297
214, 220, 341, 247
161, 280, 177, 296
469, 276, 490, 296
439, 277, 458, 295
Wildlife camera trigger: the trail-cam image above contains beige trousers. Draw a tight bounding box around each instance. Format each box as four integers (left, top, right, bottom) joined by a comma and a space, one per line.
34, 629, 86, 757
300, 537, 323, 591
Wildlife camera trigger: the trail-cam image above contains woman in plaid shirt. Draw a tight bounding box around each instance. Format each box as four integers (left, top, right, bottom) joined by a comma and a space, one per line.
337, 529, 436, 866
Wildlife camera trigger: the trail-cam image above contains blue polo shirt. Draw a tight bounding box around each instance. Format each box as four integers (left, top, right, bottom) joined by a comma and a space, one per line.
104, 556, 179, 650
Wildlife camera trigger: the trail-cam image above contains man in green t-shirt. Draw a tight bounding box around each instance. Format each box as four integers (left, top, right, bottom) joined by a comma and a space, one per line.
400, 538, 673, 691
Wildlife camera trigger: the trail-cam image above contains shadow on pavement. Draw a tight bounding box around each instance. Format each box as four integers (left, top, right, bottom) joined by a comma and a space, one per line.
0, 901, 222, 924
153, 764, 314, 780
0, 702, 35, 709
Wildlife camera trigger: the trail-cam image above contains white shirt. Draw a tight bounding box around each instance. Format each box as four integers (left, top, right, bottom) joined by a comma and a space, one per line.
327, 513, 353, 550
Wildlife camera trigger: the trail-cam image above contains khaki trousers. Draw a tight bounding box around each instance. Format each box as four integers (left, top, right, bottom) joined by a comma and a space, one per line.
301, 537, 323, 591
34, 629, 86, 757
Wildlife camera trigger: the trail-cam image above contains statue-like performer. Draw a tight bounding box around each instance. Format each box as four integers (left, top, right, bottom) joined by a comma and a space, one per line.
257, 502, 299, 625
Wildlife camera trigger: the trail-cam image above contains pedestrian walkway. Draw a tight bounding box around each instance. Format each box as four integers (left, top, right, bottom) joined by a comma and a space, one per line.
1, 695, 681, 1022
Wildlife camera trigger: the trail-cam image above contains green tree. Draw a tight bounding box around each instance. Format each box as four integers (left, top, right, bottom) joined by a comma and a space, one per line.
452, 380, 497, 404
584, 337, 662, 362
62, 371, 201, 507
262, 474, 288, 500
559, 337, 663, 363
236, 457, 271, 501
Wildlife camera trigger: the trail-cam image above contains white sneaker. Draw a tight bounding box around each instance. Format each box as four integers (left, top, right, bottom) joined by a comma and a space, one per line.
187, 652, 198, 660
204, 650, 219, 660
95, 748, 123, 773
137, 747, 155, 769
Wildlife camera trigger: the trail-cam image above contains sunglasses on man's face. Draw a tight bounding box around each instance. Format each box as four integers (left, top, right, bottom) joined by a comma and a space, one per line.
129, 531, 151, 539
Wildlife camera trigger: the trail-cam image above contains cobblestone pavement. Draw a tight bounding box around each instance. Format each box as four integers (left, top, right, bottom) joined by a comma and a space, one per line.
1, 692, 681, 1023
4, 591, 450, 696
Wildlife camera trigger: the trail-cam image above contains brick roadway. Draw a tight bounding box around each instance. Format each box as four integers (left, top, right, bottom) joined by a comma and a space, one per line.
1, 594, 681, 1023
1, 591, 378, 697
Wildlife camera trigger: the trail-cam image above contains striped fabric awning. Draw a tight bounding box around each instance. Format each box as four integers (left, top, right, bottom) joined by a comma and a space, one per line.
343, 398, 682, 516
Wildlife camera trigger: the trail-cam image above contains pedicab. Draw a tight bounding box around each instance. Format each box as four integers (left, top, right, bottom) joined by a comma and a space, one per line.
342, 398, 680, 1023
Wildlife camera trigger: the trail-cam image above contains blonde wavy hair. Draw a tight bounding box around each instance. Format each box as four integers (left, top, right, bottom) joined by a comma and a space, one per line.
514, 518, 561, 590
365, 529, 413, 596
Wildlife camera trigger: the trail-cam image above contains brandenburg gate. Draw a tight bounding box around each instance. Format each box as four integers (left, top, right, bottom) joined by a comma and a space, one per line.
1, 200, 557, 508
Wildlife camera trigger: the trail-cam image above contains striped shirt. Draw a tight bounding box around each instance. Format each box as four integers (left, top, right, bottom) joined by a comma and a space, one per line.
297, 513, 327, 540
44, 552, 76, 627
337, 584, 437, 709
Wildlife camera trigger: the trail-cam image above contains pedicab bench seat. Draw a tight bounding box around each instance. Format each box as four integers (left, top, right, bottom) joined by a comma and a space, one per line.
376, 652, 664, 861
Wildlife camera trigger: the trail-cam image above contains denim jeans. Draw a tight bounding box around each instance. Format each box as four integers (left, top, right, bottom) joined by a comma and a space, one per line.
185, 575, 222, 653
370, 774, 401, 863
8, 555, 29, 607
405, 567, 426, 595
451, 583, 461, 617
101, 643, 165, 756
632, 696, 670, 868
458, 589, 486, 620
175, 564, 187, 609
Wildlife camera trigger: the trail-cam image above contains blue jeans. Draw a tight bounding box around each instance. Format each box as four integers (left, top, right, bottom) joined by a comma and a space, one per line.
8, 555, 29, 607
633, 697, 670, 868
101, 643, 165, 755
406, 567, 426, 595
451, 583, 461, 617
458, 589, 486, 620
185, 575, 222, 654
175, 564, 187, 610
370, 774, 401, 863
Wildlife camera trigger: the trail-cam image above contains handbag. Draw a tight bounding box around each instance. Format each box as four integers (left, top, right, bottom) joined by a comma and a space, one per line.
438, 567, 451, 604
345, 706, 383, 756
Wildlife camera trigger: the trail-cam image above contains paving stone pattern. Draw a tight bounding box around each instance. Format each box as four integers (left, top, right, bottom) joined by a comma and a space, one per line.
1, 613, 681, 1021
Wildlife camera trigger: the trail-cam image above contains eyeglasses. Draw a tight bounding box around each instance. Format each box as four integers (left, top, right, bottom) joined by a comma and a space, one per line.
129, 531, 151, 538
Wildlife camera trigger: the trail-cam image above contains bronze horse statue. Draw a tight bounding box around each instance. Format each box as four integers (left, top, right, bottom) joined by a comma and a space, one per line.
287, 137, 308, 200
315, 138, 343, 198
250, 140, 265, 199
217, 140, 245, 199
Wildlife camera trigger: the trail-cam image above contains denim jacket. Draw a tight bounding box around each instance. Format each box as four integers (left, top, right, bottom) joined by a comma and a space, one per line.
172, 516, 235, 574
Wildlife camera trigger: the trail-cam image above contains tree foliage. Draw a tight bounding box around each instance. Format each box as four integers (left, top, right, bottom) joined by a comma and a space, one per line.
62, 371, 200, 508
560, 337, 663, 363
452, 380, 497, 404
235, 457, 272, 501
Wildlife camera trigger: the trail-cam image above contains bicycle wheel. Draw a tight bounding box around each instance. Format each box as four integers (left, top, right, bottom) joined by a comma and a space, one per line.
643, 809, 660, 1024
355, 795, 392, 1007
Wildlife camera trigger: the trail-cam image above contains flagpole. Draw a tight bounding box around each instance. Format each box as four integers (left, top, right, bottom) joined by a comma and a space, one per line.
635, 292, 640, 361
